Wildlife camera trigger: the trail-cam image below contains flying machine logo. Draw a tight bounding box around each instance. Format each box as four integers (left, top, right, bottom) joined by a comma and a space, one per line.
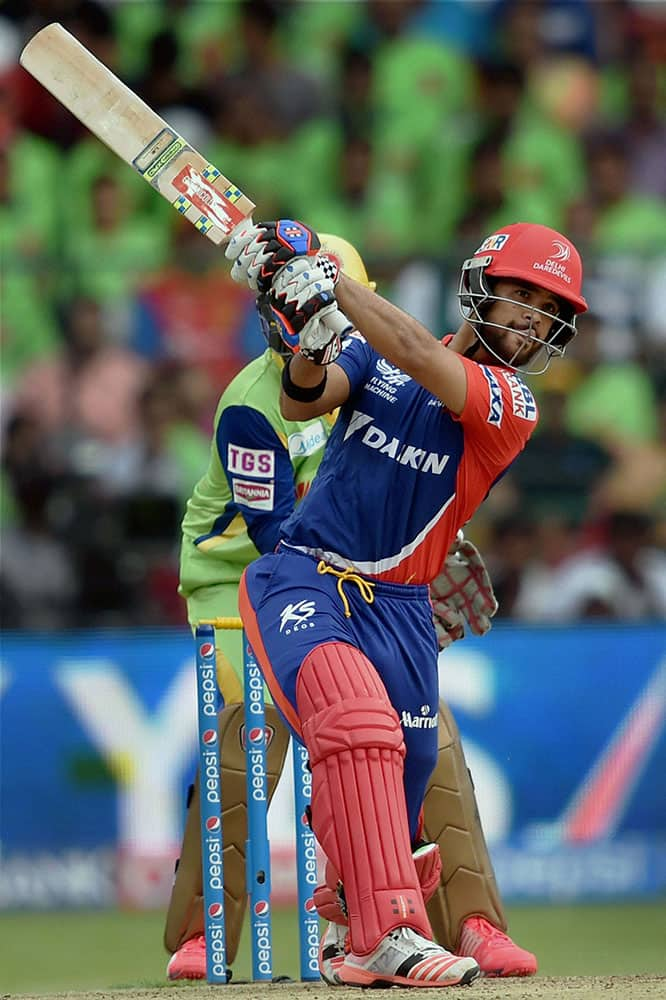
365, 359, 411, 404
376, 359, 411, 386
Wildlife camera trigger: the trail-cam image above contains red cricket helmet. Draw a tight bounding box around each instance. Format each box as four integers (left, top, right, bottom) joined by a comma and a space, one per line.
458, 222, 588, 374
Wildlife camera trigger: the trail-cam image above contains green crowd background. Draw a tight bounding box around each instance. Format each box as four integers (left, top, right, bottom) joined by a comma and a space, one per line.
1, 0, 665, 631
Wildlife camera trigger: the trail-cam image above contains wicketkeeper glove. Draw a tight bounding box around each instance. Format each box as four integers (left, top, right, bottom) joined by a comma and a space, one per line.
225, 218, 320, 292
430, 531, 498, 650
271, 256, 352, 364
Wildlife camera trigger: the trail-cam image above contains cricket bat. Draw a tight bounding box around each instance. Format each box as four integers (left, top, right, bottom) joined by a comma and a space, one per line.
19, 22, 255, 245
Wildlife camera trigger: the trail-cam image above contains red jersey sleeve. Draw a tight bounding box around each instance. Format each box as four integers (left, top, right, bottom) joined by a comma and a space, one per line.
453, 355, 539, 473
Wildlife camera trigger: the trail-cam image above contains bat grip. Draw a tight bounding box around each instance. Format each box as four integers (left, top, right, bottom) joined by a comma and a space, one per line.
325, 308, 353, 338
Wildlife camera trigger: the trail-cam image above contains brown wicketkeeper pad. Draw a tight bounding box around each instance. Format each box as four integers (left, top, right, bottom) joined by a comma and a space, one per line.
424, 699, 507, 951
164, 702, 290, 963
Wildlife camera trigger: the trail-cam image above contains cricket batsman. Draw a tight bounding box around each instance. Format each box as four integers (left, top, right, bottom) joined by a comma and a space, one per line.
165, 229, 543, 983
225, 219, 587, 987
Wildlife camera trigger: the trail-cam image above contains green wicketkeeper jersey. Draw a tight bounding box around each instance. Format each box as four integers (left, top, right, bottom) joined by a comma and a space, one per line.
179, 349, 333, 595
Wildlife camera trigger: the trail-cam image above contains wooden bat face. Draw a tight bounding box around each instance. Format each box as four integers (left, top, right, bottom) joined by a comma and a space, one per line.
20, 23, 255, 245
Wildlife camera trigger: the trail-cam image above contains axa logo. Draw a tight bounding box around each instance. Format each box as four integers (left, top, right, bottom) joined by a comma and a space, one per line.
343, 411, 450, 475
375, 359, 411, 387
550, 240, 570, 261
279, 600, 317, 634
481, 366, 503, 427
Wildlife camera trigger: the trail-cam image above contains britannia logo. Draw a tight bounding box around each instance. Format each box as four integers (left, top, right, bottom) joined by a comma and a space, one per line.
199, 642, 215, 659
208, 902, 224, 918
254, 900, 270, 917
550, 240, 570, 261
202, 729, 217, 745
206, 816, 221, 832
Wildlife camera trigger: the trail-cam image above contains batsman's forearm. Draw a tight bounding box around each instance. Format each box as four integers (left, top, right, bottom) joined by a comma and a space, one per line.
335, 275, 435, 372
280, 354, 328, 420
289, 353, 327, 385
335, 275, 468, 413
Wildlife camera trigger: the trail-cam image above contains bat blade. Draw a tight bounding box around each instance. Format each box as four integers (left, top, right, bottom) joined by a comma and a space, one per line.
19, 23, 255, 244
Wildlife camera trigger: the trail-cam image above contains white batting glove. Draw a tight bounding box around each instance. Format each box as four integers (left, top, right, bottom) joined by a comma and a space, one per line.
430, 531, 498, 650
225, 219, 268, 291
271, 257, 351, 364
225, 219, 322, 293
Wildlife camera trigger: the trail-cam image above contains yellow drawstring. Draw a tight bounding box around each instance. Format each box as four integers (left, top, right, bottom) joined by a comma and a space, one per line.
317, 560, 375, 618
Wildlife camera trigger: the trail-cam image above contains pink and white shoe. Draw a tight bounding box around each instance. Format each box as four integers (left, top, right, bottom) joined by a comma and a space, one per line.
319, 921, 348, 984
166, 934, 207, 980
337, 927, 480, 988
459, 916, 537, 977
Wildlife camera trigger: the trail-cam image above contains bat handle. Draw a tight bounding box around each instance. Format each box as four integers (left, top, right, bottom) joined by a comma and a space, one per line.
325, 308, 354, 338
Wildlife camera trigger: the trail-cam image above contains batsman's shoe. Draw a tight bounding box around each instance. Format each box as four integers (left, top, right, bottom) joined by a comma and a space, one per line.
166, 934, 207, 980
459, 916, 537, 977
337, 927, 480, 988
319, 921, 348, 985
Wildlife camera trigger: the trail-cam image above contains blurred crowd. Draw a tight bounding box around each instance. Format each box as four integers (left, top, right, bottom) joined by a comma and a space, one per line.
1, 0, 665, 630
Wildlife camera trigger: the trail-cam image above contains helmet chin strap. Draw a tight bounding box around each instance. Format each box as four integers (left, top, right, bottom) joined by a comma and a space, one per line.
464, 338, 483, 360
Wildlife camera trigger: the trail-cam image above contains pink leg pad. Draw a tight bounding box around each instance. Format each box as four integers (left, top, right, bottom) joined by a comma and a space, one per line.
296, 642, 432, 955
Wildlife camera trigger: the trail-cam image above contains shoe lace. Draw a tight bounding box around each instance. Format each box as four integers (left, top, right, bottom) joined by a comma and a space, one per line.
465, 916, 511, 944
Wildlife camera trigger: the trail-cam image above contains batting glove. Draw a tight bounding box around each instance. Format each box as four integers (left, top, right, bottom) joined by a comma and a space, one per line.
225, 219, 320, 292
271, 256, 352, 364
430, 531, 498, 650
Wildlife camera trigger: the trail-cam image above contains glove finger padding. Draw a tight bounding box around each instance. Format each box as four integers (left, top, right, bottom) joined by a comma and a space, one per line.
432, 605, 466, 650
225, 219, 320, 292
271, 256, 345, 364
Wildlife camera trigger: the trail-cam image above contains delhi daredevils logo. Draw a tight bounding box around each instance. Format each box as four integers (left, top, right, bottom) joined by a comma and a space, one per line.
254, 901, 269, 917
199, 642, 215, 659
208, 902, 224, 918
206, 816, 221, 832
202, 729, 217, 746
